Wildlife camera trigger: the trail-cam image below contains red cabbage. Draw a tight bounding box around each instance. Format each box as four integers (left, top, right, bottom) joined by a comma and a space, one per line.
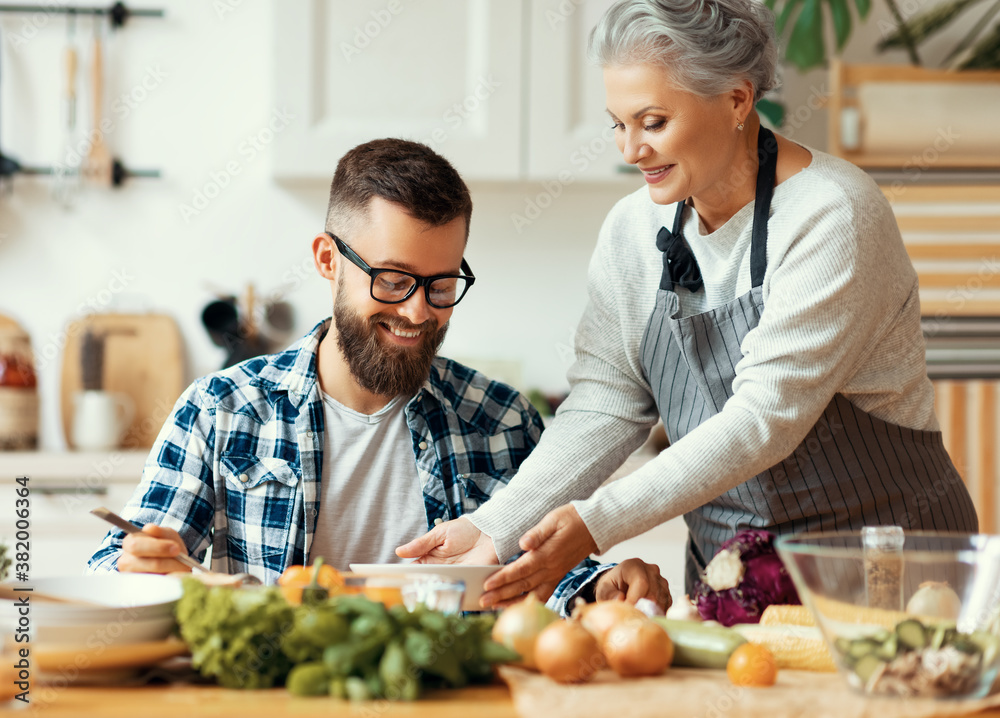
693, 529, 800, 626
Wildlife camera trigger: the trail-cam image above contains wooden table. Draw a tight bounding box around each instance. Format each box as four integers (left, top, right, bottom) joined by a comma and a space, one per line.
20, 678, 1000, 718
22, 683, 518, 717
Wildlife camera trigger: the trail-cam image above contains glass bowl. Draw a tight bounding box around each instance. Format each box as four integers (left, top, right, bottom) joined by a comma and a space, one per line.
776, 531, 1000, 700
341, 574, 465, 615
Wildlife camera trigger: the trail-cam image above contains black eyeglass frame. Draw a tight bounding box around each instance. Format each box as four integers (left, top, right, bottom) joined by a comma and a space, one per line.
327, 232, 476, 309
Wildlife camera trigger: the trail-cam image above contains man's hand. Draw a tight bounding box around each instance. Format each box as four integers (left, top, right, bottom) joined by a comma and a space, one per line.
395, 516, 499, 565
479, 504, 597, 608
118, 524, 194, 574
593, 558, 672, 611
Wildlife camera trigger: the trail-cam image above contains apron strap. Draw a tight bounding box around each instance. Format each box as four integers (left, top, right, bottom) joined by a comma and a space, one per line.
750, 127, 778, 289
671, 199, 685, 236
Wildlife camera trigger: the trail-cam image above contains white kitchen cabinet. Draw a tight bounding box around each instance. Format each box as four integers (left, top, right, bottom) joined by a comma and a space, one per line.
0, 451, 147, 577
273, 0, 642, 183
526, 0, 635, 180
273, 0, 524, 182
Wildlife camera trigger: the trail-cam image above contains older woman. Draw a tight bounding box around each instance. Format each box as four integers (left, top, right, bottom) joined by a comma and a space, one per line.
398, 0, 978, 605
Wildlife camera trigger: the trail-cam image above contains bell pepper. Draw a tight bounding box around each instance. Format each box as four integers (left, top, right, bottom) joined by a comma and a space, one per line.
277, 558, 343, 605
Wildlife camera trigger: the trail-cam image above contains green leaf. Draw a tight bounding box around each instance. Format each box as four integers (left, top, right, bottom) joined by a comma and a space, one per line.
763, 0, 778, 10
957, 18, 1000, 68
945, 0, 1000, 63
786, 0, 826, 70
879, 0, 986, 52
756, 98, 786, 128
775, 0, 802, 35
854, 0, 872, 19
829, 0, 853, 49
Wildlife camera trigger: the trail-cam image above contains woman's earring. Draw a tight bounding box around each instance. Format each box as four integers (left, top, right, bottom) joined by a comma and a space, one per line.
737, 120, 745, 131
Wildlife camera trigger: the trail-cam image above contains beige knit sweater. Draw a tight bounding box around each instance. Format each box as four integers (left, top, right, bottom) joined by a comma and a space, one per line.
470, 148, 936, 560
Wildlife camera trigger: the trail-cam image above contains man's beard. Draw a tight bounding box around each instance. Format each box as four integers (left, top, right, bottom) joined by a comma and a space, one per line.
333, 281, 448, 398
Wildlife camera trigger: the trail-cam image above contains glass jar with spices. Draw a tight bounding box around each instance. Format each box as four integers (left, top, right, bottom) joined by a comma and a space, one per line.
0, 320, 39, 450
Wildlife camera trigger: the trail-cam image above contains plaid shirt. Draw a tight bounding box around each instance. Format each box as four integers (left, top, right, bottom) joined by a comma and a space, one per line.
88, 319, 611, 615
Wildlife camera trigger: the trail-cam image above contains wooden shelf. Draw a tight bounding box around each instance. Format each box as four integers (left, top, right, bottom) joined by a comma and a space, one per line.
829, 61, 1000, 172
0, 450, 148, 486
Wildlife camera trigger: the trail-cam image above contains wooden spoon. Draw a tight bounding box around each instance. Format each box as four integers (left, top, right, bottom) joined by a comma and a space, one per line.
84, 28, 112, 186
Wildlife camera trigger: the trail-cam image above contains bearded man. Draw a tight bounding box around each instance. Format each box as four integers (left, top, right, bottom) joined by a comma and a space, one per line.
87, 139, 671, 615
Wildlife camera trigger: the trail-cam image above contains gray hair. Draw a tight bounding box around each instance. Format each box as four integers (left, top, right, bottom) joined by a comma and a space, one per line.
589, 0, 778, 101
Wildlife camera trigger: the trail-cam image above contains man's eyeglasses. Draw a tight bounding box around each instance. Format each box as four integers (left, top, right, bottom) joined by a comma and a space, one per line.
328, 233, 476, 309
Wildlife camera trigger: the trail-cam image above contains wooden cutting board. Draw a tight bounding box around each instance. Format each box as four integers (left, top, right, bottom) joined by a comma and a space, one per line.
499, 666, 1000, 718
60, 313, 184, 449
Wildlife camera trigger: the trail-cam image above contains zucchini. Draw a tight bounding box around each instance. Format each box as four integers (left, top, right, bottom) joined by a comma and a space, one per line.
929, 624, 948, 650
853, 654, 885, 683
876, 633, 898, 661
949, 636, 981, 655
847, 639, 879, 660
896, 619, 927, 650
653, 618, 747, 669
969, 631, 1000, 665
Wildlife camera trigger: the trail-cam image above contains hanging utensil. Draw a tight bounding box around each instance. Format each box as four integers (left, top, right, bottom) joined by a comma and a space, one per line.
52, 12, 81, 206
84, 17, 112, 186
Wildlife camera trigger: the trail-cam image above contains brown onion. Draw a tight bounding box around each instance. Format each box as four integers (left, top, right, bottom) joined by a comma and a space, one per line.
572, 600, 647, 643
535, 620, 606, 683
603, 620, 674, 677
491, 593, 560, 670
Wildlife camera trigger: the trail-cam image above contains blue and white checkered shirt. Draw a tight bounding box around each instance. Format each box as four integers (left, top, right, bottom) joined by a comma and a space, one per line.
88, 319, 611, 615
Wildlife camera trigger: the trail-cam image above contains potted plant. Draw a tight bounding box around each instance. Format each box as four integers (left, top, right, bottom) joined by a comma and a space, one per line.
766, 0, 1000, 70
758, 0, 1000, 125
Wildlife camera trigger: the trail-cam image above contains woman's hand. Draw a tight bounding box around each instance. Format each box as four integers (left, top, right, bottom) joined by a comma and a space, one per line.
395, 516, 500, 565
593, 558, 672, 610
479, 504, 598, 608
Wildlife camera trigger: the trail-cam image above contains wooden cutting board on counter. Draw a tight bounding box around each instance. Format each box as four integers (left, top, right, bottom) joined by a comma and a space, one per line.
60, 313, 184, 449
499, 666, 1000, 718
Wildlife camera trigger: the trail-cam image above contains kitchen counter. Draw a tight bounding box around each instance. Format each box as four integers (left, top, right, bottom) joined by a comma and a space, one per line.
24, 678, 1000, 718
25, 683, 517, 717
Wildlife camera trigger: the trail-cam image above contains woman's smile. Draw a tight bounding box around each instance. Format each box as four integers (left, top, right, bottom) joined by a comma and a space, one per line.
640, 164, 674, 184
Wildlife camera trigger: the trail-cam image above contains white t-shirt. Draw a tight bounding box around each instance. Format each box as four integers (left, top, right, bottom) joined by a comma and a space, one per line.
310, 392, 427, 570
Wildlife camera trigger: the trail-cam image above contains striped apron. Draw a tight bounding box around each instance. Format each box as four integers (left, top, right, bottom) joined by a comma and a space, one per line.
639, 128, 979, 594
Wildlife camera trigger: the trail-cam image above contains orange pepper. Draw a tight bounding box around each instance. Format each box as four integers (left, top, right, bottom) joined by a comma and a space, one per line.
343, 584, 404, 608
277, 563, 344, 605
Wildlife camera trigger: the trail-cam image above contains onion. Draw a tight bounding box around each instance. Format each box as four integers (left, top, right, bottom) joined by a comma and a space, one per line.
572, 600, 647, 644
491, 593, 559, 670
906, 580, 962, 620
603, 620, 674, 677
535, 620, 606, 683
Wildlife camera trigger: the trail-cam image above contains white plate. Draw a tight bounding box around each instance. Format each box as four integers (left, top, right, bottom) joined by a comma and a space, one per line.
349, 564, 500, 612
32, 637, 189, 684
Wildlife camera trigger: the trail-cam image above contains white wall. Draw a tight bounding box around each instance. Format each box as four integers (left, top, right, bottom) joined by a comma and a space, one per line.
0, 2, 645, 450
0, 0, 979, 454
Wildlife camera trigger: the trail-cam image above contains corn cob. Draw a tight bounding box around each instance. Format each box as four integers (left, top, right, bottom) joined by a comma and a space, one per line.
760, 605, 815, 627
732, 624, 837, 672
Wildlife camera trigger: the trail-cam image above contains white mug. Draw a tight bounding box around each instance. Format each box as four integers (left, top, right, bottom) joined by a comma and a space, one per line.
72, 390, 135, 451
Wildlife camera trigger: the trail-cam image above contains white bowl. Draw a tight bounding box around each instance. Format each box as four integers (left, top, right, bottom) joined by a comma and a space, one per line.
349, 564, 500, 612
0, 574, 182, 644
